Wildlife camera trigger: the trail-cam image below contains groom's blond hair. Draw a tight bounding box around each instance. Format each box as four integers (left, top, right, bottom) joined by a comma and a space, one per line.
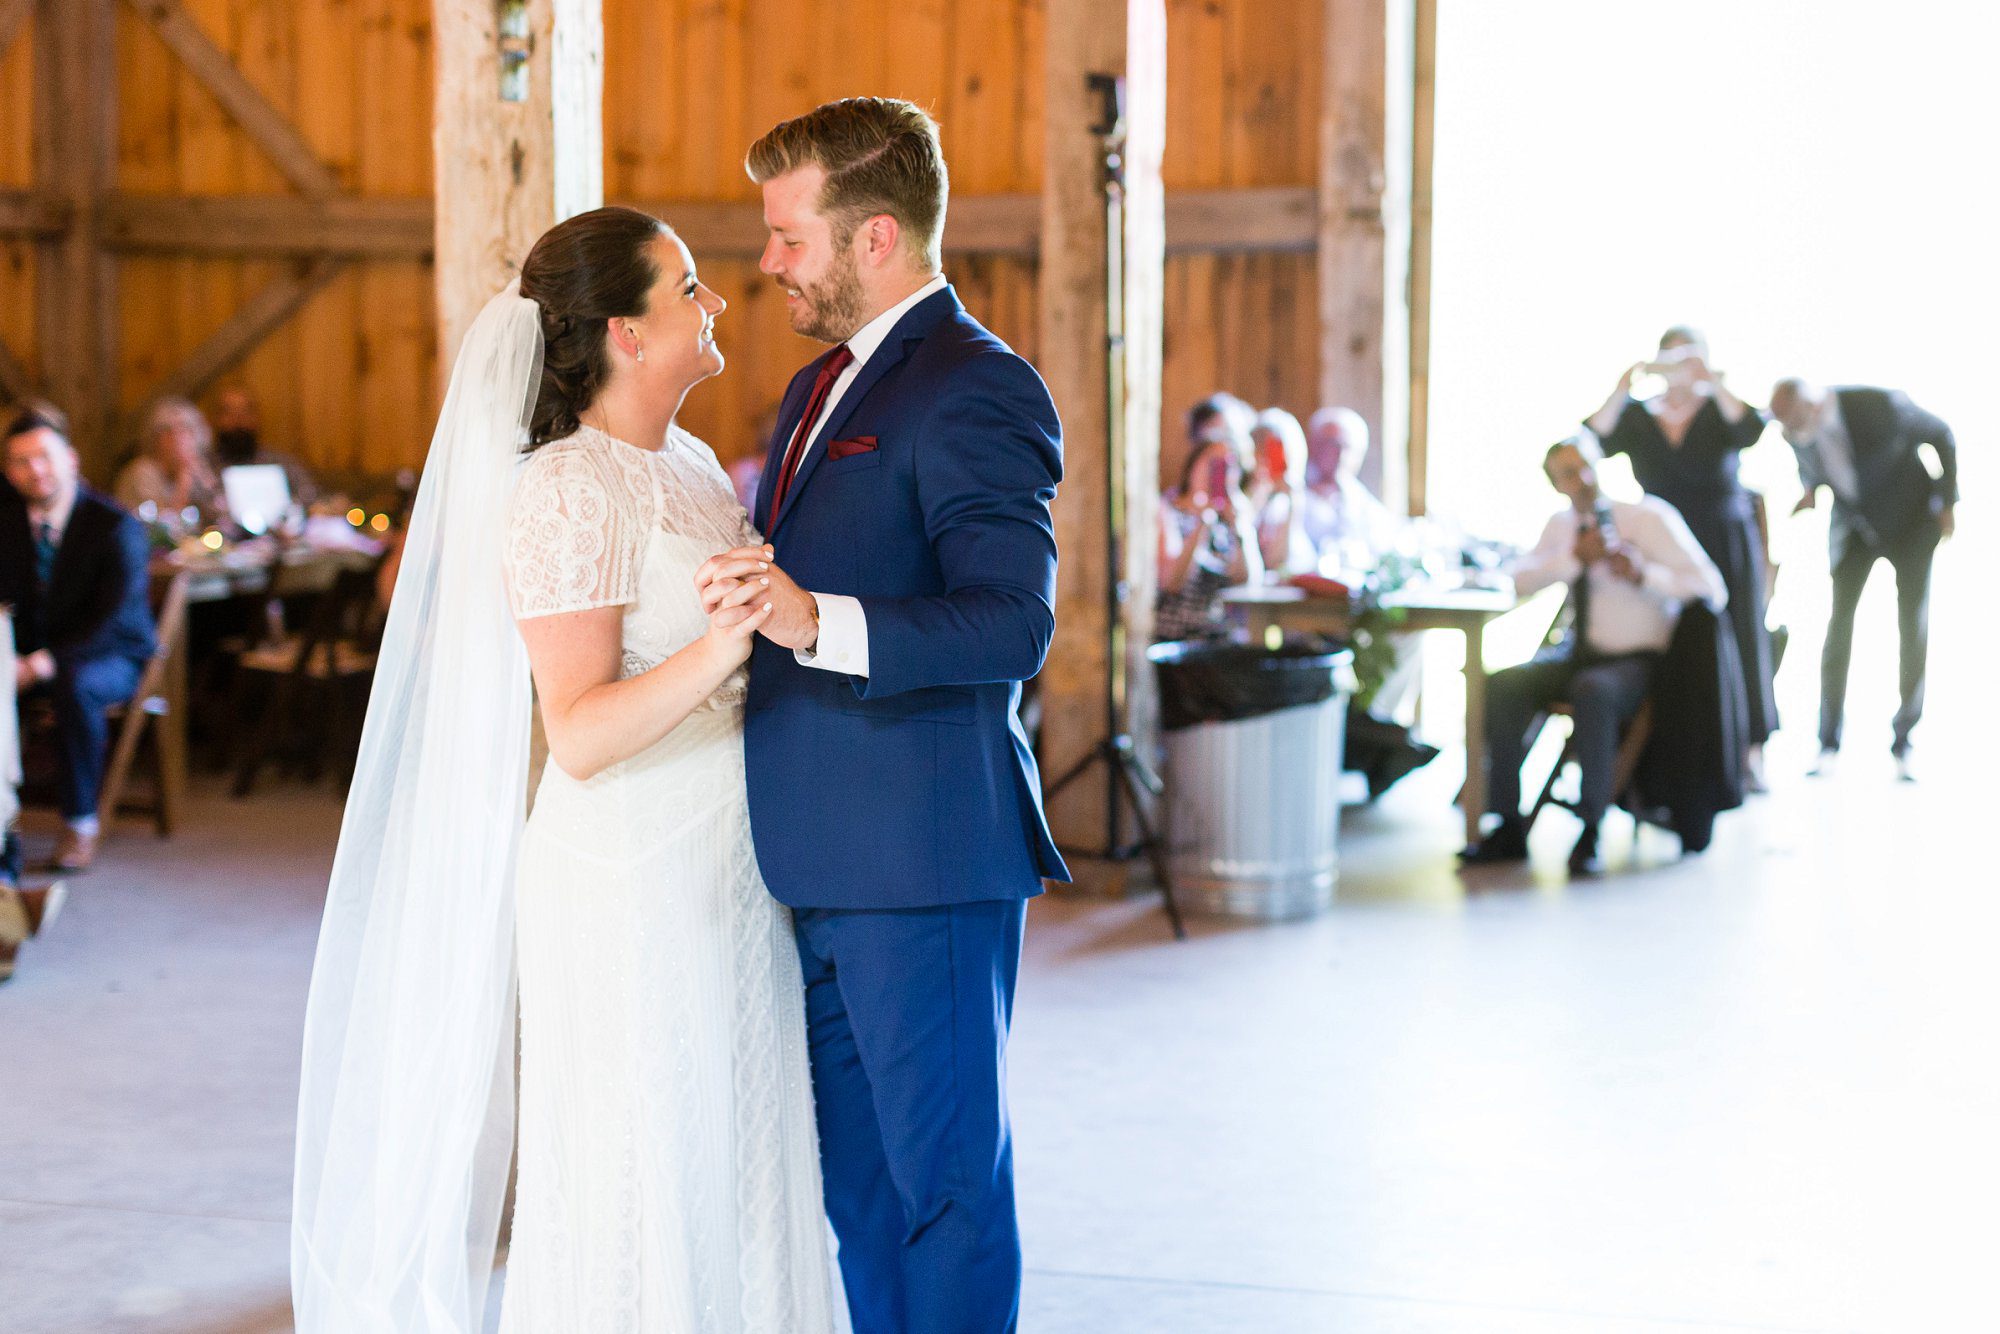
747, 98, 948, 268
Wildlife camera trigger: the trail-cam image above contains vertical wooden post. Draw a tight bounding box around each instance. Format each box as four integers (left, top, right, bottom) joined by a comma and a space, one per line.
1406, 0, 1437, 517
433, 0, 604, 370
1038, 0, 1167, 890
32, 0, 117, 469
1318, 0, 1417, 513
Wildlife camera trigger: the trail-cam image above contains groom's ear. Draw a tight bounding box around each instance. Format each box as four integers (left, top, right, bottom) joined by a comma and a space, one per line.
855, 213, 903, 269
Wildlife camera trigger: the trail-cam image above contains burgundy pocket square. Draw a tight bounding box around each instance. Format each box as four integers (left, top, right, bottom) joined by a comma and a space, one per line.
828, 436, 878, 461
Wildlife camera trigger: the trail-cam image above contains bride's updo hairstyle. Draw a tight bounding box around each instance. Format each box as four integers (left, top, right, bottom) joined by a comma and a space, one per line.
519, 206, 669, 450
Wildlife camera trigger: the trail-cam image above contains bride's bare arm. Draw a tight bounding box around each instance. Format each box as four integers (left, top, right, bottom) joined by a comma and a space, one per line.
517, 581, 772, 781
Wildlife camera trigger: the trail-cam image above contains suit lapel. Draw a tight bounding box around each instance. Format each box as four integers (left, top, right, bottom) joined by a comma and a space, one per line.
756, 359, 831, 534
769, 286, 962, 536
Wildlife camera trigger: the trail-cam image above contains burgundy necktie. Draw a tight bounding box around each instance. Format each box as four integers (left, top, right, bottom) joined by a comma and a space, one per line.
770, 343, 854, 524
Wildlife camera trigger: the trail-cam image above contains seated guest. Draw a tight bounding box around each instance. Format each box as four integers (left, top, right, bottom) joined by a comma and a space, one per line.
212, 385, 319, 509
1248, 408, 1318, 574
114, 396, 226, 534
1186, 391, 1257, 450
1301, 406, 1398, 572
1157, 416, 1262, 641
1, 404, 158, 872
1463, 437, 1725, 876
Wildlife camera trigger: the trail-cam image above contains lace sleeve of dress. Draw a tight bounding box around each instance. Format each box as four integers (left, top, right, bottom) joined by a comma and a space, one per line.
506, 443, 648, 619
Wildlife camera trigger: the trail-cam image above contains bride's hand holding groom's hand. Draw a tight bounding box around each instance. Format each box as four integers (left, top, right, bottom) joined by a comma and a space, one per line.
704, 570, 777, 666
697, 545, 819, 653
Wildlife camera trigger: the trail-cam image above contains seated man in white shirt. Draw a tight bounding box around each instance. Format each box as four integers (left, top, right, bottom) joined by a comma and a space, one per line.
1463, 437, 1726, 876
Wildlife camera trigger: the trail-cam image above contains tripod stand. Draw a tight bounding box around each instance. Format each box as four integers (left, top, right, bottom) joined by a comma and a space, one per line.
1044, 72, 1186, 941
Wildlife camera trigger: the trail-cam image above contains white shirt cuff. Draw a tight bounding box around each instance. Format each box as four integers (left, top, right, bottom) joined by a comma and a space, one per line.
796, 592, 869, 676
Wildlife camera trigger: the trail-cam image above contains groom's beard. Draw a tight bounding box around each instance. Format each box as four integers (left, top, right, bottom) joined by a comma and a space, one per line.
788, 245, 866, 344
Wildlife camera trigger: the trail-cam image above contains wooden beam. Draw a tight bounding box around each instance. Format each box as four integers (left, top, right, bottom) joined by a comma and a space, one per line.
0, 335, 31, 404
34, 0, 118, 466
125, 0, 343, 199
634, 187, 1315, 260
0, 0, 34, 58
0, 188, 71, 238
1407, 0, 1437, 516
1318, 0, 1391, 499
434, 0, 604, 369
1164, 185, 1317, 255
53, 187, 1320, 262
1038, 0, 1169, 887
146, 257, 347, 406
100, 193, 434, 258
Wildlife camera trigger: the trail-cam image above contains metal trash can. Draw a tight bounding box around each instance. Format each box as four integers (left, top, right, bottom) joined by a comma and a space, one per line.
1148, 639, 1356, 920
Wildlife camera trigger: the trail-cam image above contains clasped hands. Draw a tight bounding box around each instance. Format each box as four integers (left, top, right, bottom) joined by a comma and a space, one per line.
694, 545, 819, 652
1574, 527, 1645, 585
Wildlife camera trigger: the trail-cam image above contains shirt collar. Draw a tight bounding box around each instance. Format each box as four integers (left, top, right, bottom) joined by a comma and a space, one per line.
843, 273, 948, 370
31, 485, 77, 537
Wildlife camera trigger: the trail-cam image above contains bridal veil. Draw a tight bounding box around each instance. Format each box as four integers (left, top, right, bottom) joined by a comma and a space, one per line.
292, 284, 542, 1332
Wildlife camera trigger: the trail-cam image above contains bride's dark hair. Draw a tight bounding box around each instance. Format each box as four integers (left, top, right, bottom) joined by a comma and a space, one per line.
519, 206, 669, 450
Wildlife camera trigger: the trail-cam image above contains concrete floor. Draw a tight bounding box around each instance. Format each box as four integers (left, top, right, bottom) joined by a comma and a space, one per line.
2, 595, 1994, 1331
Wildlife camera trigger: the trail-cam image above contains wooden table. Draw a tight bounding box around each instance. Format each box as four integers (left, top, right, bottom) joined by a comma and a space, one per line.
1223, 581, 1519, 846
158, 541, 379, 605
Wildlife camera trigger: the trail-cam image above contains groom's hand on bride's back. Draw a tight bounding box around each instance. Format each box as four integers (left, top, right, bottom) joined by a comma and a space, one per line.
696, 545, 819, 652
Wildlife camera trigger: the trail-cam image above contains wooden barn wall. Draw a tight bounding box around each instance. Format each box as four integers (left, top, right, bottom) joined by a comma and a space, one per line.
1, 12, 37, 394
1160, 0, 1322, 487
604, 0, 1048, 469
0, 0, 1323, 485
115, 0, 437, 482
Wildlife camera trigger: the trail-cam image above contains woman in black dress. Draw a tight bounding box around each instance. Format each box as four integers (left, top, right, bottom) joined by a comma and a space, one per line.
1587, 326, 1778, 788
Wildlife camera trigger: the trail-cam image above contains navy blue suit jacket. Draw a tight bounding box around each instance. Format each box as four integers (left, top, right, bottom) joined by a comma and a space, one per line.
744, 285, 1069, 908
0, 485, 157, 670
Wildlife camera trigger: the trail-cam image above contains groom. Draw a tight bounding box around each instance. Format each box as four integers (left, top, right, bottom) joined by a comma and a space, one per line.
699, 98, 1067, 1333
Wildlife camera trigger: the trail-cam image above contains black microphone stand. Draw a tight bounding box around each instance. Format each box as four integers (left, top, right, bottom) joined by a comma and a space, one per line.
1040, 72, 1186, 941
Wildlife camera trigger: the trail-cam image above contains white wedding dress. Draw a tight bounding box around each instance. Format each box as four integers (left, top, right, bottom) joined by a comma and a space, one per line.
498, 422, 836, 1333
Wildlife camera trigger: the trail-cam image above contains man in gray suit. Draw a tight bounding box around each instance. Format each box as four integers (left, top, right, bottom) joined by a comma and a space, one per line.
1769, 380, 1958, 781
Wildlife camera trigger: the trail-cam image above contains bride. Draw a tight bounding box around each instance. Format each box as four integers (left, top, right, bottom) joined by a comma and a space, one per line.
291, 206, 837, 1332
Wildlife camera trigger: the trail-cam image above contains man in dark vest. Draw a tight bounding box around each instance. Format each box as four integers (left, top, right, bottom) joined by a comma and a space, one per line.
1770, 380, 1958, 782
1, 402, 157, 871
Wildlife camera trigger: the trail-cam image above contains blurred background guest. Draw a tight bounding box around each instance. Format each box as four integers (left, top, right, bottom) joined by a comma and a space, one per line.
114, 396, 226, 535
1464, 437, 1725, 876
1770, 378, 1958, 782
1247, 407, 1316, 574
1301, 406, 1398, 573
1157, 404, 1261, 641
1586, 327, 1777, 790
1, 405, 158, 873
212, 386, 320, 507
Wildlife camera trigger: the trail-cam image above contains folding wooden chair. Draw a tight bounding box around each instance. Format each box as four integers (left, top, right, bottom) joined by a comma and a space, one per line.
231, 564, 381, 797
98, 569, 194, 837
1525, 696, 1654, 831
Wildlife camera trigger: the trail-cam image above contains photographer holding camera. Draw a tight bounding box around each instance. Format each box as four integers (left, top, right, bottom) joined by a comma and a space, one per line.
1586, 326, 1777, 792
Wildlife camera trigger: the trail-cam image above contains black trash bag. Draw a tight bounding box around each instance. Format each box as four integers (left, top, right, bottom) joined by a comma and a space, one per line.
1148, 639, 1353, 731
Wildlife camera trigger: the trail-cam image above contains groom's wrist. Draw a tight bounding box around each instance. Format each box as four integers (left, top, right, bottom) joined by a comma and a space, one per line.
804, 593, 822, 653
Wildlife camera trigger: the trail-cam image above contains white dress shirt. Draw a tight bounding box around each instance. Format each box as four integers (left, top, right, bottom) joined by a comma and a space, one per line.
1807, 395, 1861, 502
795, 273, 949, 677
1510, 496, 1727, 657
28, 485, 78, 549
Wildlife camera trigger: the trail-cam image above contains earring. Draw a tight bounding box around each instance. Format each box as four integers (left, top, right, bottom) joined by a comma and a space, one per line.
635, 343, 645, 363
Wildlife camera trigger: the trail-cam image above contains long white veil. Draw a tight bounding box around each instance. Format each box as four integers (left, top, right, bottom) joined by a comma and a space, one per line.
292, 285, 543, 1332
